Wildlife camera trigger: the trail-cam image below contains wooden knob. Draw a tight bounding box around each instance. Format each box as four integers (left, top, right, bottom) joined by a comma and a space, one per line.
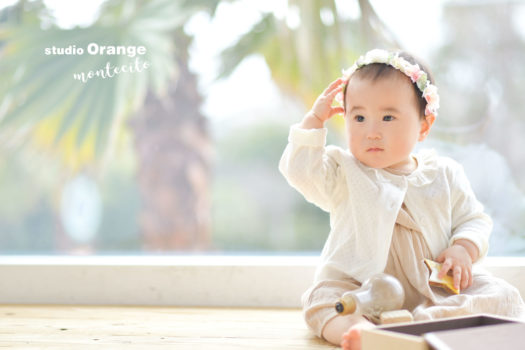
335, 294, 356, 315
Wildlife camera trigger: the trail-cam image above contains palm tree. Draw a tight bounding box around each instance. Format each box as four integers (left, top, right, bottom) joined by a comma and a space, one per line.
218, 0, 398, 110
130, 30, 212, 251
0, 0, 220, 252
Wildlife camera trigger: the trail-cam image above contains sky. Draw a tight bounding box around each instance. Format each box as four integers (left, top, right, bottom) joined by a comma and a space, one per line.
0, 0, 105, 27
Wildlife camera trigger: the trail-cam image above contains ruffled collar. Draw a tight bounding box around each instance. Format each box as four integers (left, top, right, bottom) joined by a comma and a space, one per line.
379, 149, 439, 187
354, 149, 439, 187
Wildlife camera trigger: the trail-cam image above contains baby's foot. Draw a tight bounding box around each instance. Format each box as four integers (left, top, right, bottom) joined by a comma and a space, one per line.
340, 319, 374, 350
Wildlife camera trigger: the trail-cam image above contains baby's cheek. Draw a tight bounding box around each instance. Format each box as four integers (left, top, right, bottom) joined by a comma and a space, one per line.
392, 141, 414, 159
400, 132, 420, 153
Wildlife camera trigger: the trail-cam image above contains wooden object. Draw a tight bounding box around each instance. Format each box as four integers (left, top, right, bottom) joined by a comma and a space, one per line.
379, 310, 414, 324
0, 305, 337, 349
424, 259, 459, 294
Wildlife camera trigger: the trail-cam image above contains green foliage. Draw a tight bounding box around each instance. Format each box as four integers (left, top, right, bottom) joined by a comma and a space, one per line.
0, 0, 224, 171
216, 123, 288, 164
291, 200, 329, 251
95, 162, 142, 252
211, 178, 270, 251
217, 1, 386, 110
218, 13, 276, 80
211, 122, 329, 252
0, 152, 56, 253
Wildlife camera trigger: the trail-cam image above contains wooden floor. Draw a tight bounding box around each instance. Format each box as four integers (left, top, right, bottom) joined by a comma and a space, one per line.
0, 305, 337, 349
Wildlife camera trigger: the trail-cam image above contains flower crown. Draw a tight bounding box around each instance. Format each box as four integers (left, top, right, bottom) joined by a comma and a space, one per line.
335, 49, 440, 117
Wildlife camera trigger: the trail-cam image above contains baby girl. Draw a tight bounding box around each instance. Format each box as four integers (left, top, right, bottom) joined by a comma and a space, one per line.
279, 49, 525, 350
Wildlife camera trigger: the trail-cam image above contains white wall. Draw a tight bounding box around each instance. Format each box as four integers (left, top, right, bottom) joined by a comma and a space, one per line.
0, 256, 523, 307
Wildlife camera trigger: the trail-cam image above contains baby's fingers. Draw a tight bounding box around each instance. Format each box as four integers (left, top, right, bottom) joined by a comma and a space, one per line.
330, 106, 345, 117
438, 258, 452, 279
325, 85, 344, 104
461, 267, 473, 290
323, 78, 344, 95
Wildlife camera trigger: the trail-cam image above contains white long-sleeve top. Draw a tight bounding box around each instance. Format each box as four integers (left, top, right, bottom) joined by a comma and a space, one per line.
279, 125, 492, 283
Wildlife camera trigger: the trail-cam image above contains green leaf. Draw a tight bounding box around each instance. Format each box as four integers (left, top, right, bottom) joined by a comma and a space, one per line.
217, 13, 276, 80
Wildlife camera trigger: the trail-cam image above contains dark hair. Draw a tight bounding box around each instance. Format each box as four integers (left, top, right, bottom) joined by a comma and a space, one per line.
342, 51, 434, 118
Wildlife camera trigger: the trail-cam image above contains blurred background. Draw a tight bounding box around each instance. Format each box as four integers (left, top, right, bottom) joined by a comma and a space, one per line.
0, 0, 524, 256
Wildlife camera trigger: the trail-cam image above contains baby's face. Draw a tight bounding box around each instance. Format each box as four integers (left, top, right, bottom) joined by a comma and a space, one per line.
344, 73, 432, 170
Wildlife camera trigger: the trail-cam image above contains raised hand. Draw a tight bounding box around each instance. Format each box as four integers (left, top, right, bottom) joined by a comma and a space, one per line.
301, 78, 346, 129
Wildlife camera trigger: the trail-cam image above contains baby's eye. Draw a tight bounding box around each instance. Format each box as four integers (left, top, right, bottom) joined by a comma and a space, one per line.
383, 115, 395, 121
355, 115, 365, 122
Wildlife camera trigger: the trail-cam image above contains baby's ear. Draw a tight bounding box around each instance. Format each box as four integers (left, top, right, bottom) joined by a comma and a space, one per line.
418, 114, 435, 141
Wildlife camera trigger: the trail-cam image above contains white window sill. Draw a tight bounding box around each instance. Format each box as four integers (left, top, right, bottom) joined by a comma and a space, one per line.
0, 256, 523, 307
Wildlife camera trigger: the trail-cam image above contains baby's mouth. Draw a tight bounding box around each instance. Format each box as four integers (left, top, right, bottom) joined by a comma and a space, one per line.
367, 147, 384, 152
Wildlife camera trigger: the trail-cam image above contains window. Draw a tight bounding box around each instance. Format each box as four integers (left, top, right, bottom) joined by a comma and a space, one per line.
0, 0, 524, 257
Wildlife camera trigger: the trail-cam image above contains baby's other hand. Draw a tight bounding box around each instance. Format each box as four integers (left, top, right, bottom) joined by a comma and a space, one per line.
310, 78, 345, 122
436, 244, 473, 291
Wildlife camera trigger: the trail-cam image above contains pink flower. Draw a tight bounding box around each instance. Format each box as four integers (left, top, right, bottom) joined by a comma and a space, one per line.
423, 84, 439, 116
423, 85, 439, 105
407, 66, 423, 83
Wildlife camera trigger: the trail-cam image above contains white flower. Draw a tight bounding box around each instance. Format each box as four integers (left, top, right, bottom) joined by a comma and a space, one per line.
363, 49, 390, 64
390, 56, 403, 70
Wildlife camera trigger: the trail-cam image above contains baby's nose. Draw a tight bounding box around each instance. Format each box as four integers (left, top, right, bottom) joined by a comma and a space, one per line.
366, 127, 382, 140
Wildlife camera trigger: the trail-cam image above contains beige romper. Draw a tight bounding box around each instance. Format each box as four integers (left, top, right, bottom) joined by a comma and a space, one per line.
303, 194, 525, 339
